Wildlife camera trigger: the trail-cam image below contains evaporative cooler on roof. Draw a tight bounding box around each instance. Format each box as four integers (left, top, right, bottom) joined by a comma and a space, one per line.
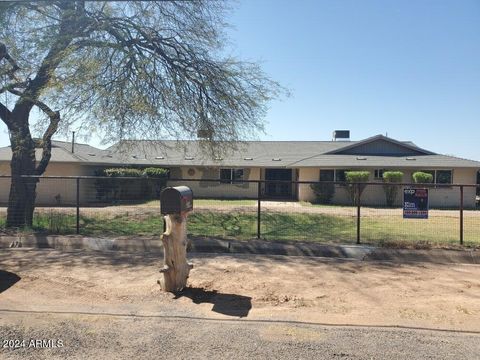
333, 130, 350, 141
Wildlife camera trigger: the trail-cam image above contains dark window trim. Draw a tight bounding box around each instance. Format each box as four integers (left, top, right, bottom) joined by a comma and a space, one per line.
374, 169, 385, 181
319, 169, 335, 182
334, 169, 349, 182
418, 169, 453, 185
219, 168, 245, 184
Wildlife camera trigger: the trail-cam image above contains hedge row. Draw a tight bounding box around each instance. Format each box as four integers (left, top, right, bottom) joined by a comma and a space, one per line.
310, 170, 433, 206
100, 167, 169, 178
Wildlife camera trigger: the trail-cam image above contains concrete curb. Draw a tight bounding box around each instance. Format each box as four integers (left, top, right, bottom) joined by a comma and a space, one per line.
0, 234, 478, 265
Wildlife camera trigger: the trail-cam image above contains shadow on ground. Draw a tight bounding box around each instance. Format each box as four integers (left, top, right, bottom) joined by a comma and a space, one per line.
0, 270, 21, 294
175, 286, 252, 318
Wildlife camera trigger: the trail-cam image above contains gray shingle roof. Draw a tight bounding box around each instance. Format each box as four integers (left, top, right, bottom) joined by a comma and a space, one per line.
0, 135, 478, 169
106, 140, 352, 167
0, 140, 114, 164
325, 134, 435, 155
288, 154, 480, 168
0, 143, 82, 163
105, 138, 480, 168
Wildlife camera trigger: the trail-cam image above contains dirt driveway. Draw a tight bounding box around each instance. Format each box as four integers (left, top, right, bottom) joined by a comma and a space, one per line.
0, 249, 479, 332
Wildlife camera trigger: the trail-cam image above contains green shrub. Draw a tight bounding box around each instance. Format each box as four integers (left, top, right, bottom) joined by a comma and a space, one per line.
345, 171, 370, 183
382, 171, 403, 207
412, 171, 433, 184
142, 167, 169, 197
345, 171, 370, 205
383, 171, 403, 182
143, 167, 169, 178
104, 168, 143, 177
310, 182, 335, 204
95, 167, 168, 202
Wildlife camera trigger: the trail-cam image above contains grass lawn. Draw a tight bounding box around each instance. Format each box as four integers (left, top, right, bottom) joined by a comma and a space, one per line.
114, 198, 258, 207
1, 209, 478, 248
194, 199, 257, 206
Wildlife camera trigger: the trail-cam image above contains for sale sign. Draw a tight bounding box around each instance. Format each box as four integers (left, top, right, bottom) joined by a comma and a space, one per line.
403, 188, 429, 219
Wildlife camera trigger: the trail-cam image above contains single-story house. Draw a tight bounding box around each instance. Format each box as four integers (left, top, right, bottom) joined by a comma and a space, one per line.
0, 133, 478, 207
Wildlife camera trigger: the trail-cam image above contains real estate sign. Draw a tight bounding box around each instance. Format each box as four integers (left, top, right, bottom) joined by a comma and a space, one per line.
403, 188, 429, 219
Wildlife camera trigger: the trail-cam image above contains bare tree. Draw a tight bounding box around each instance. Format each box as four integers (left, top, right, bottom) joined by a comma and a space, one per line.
0, 1, 282, 227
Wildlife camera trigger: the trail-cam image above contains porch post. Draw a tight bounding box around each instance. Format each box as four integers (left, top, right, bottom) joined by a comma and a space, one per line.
257, 181, 261, 239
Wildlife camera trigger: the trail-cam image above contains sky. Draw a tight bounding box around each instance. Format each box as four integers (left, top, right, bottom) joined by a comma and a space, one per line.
224, 0, 480, 160
1, 0, 479, 160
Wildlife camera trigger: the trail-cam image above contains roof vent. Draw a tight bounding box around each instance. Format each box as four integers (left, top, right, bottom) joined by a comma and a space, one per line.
356, 156, 367, 160
197, 129, 214, 139
272, 158, 282, 161
333, 130, 350, 141
406, 157, 416, 160
244, 157, 253, 161
155, 156, 164, 160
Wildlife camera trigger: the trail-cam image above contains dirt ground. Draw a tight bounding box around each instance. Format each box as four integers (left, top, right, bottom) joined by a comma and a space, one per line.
0, 249, 479, 332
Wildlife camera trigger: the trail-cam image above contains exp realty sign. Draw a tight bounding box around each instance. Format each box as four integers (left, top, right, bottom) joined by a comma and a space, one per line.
403, 188, 429, 219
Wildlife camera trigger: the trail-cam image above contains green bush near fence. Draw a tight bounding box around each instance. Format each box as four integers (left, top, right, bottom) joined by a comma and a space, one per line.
345, 171, 370, 205
103, 168, 143, 177
412, 171, 433, 184
382, 171, 403, 207
310, 182, 335, 204
94, 167, 169, 202
143, 167, 169, 178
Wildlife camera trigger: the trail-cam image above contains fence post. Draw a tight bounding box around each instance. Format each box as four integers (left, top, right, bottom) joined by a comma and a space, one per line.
356, 183, 361, 244
460, 185, 464, 245
257, 181, 261, 239
76, 177, 80, 235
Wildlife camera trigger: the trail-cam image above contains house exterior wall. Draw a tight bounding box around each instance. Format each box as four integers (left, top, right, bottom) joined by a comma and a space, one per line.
395, 168, 476, 208
0, 160, 476, 208
297, 168, 319, 202
0, 163, 10, 205
168, 166, 261, 199
0, 162, 90, 205
298, 167, 478, 208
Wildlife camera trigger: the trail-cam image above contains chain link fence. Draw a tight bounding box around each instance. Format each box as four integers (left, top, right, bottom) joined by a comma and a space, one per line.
0, 176, 478, 247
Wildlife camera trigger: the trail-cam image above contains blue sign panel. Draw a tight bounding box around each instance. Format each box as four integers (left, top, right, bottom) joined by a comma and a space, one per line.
403, 188, 429, 219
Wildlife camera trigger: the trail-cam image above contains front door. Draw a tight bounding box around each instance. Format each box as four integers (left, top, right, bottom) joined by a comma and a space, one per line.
265, 169, 293, 198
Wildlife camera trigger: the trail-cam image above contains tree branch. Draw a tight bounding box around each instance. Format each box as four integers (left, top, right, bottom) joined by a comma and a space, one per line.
0, 102, 12, 128
0, 81, 28, 95
8, 89, 56, 119
0, 42, 20, 80
35, 108, 60, 175
14, 3, 86, 116
8, 88, 60, 175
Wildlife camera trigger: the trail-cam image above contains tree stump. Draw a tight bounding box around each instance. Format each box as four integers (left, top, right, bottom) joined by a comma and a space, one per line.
158, 212, 193, 292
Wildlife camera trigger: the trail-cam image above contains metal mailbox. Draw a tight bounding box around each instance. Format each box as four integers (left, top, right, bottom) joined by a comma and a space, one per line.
160, 186, 193, 214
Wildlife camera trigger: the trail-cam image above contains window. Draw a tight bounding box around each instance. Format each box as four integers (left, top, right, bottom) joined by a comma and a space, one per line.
419, 170, 435, 181
220, 168, 244, 184
320, 169, 334, 182
335, 169, 347, 182
419, 170, 452, 184
233, 169, 244, 183
374, 169, 385, 180
436, 170, 452, 184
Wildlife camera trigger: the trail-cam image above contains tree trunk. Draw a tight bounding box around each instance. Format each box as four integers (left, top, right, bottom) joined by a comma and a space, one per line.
159, 213, 193, 292
6, 124, 37, 228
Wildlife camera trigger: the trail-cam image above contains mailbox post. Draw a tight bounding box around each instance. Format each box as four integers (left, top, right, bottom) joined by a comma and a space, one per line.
158, 186, 194, 292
